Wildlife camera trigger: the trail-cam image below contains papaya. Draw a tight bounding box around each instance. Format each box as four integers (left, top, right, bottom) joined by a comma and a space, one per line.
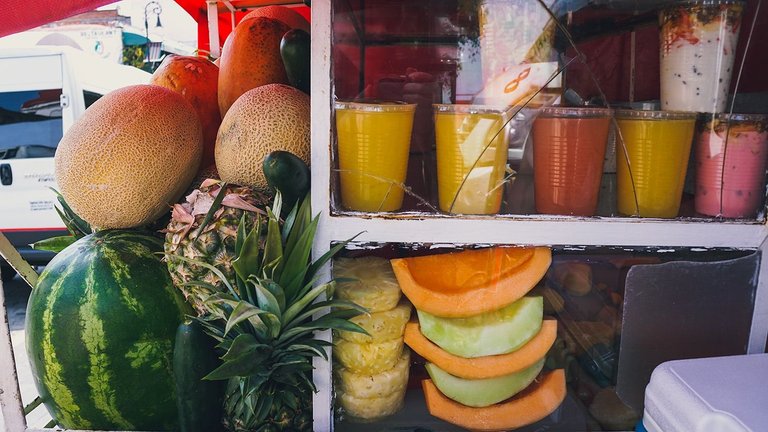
218, 17, 290, 116
403, 320, 557, 380
151, 55, 221, 169
422, 369, 566, 431
391, 247, 552, 318
240, 5, 310, 32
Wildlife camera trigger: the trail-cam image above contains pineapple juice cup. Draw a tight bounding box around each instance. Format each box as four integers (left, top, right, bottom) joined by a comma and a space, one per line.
616, 110, 697, 218
335, 101, 416, 212
434, 104, 510, 214
695, 113, 768, 218
659, 0, 745, 113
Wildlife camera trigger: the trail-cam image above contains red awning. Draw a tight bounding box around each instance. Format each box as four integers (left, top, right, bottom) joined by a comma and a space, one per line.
0, 0, 116, 38
0, 0, 309, 54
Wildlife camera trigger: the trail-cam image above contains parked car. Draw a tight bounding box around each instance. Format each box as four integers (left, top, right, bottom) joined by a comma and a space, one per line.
0, 46, 151, 281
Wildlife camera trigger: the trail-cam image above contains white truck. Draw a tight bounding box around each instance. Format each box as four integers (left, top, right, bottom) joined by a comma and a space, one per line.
0, 46, 151, 281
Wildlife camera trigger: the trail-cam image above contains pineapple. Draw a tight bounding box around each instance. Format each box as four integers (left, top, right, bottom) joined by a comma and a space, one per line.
334, 337, 404, 375
164, 179, 270, 313
333, 256, 402, 312
335, 349, 410, 399
170, 192, 367, 431
336, 300, 412, 344
337, 386, 407, 422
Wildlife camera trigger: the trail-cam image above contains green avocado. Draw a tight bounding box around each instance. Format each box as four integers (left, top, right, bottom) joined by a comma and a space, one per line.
280, 29, 310, 94
262, 150, 311, 214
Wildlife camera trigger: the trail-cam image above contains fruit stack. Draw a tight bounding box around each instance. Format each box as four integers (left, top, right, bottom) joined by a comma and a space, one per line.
23, 6, 359, 431
392, 246, 567, 431
332, 256, 413, 421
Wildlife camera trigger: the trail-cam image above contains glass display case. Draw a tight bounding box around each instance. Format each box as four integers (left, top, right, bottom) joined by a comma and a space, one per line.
310, 0, 768, 430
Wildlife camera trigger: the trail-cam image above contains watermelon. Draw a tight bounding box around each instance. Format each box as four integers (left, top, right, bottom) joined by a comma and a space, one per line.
25, 230, 192, 430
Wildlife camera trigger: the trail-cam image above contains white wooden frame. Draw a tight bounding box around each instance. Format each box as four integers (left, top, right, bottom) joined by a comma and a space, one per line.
1, 1, 766, 431
309, 1, 768, 431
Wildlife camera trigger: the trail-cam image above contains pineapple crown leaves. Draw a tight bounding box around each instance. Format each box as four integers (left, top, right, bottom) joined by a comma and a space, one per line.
31, 188, 91, 253
170, 191, 368, 388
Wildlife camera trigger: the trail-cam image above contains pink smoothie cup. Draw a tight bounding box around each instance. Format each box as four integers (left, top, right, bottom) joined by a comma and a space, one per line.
695, 113, 768, 218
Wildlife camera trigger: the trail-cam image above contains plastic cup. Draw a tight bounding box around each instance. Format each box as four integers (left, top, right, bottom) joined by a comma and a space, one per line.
695, 113, 768, 218
335, 101, 416, 212
532, 107, 613, 216
615, 110, 697, 218
659, 0, 745, 113
434, 104, 510, 214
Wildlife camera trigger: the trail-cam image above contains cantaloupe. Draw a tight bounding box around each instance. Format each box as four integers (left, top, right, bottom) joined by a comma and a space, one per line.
215, 83, 310, 191
218, 17, 290, 116
404, 320, 557, 379
391, 247, 552, 318
55, 84, 202, 229
151, 55, 221, 169
422, 369, 566, 431
240, 5, 310, 32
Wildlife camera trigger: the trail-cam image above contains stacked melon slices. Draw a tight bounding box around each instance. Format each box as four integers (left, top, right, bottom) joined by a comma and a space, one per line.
332, 256, 413, 421
392, 246, 566, 431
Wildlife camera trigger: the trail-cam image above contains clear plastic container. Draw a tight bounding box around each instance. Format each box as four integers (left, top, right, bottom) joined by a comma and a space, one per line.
433, 104, 510, 215
335, 101, 416, 212
615, 110, 697, 218
532, 107, 613, 216
694, 113, 768, 218
659, 0, 746, 113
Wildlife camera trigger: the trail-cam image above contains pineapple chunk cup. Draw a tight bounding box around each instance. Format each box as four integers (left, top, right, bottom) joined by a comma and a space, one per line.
336, 300, 412, 344
336, 350, 411, 422
334, 337, 404, 375
333, 256, 402, 312
335, 349, 410, 399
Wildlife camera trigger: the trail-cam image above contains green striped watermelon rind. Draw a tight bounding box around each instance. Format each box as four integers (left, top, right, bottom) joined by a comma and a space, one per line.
25, 229, 192, 431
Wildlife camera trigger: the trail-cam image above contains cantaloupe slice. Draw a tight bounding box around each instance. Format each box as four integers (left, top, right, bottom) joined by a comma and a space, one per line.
404, 320, 557, 379
422, 369, 566, 431
391, 247, 552, 318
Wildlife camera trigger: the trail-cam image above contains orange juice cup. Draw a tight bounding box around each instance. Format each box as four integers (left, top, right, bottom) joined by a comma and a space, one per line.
616, 110, 697, 218
533, 107, 613, 216
434, 104, 510, 215
695, 113, 768, 218
335, 101, 416, 212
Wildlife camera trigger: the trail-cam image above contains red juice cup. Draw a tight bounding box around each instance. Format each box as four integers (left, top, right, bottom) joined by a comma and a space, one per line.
532, 107, 613, 216
695, 113, 768, 218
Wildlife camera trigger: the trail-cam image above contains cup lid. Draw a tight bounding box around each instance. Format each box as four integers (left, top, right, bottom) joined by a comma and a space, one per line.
433, 104, 508, 115
615, 109, 698, 120
335, 100, 416, 112
663, 0, 745, 8
702, 112, 768, 123
538, 106, 613, 118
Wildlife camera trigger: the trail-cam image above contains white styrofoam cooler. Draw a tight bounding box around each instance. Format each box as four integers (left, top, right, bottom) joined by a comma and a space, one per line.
643, 354, 768, 432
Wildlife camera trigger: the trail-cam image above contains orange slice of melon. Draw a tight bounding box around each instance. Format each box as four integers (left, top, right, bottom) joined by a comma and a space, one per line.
404, 320, 557, 380
422, 369, 566, 431
391, 247, 552, 317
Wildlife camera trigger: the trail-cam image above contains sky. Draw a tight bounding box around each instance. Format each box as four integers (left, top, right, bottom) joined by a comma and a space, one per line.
102, 0, 197, 45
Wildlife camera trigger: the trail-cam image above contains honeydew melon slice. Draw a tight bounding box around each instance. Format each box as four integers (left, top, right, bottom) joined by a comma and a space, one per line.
417, 296, 543, 358
404, 320, 557, 379
422, 369, 566, 431
425, 357, 544, 407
